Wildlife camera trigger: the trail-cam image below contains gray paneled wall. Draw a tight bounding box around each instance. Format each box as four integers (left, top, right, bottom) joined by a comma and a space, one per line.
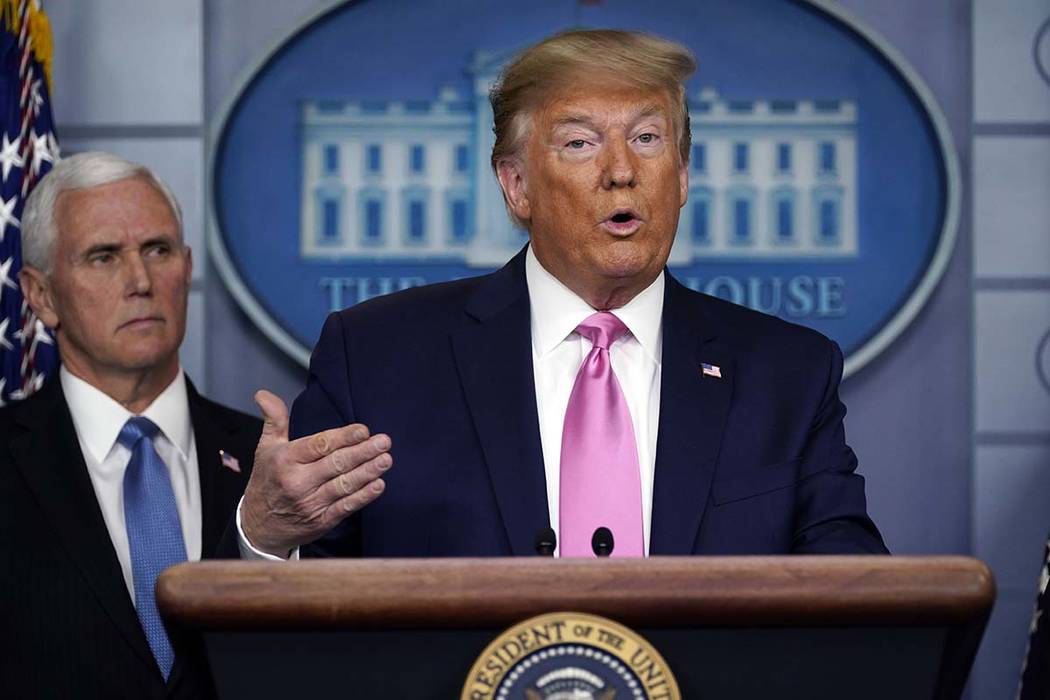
971, 0, 1050, 696
41, 1, 1048, 698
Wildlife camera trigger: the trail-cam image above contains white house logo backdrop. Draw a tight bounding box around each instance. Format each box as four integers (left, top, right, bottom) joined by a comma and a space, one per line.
210, 0, 959, 374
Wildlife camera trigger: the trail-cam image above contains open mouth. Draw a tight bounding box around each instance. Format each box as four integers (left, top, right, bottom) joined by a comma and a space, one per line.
601, 208, 643, 234
609, 207, 638, 224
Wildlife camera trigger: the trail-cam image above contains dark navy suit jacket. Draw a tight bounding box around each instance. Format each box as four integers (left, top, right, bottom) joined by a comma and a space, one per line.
290, 248, 886, 557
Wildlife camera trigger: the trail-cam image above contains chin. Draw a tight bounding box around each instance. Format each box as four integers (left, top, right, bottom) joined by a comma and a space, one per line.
117, 345, 180, 373
594, 247, 659, 281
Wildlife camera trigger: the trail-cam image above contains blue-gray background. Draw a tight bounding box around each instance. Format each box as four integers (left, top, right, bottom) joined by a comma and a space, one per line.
48, 1, 1050, 697
213, 0, 945, 356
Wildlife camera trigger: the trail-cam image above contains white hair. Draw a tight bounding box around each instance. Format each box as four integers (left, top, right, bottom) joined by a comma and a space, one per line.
20, 151, 183, 273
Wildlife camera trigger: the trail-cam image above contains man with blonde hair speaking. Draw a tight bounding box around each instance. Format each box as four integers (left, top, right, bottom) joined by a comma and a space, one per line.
238, 30, 886, 560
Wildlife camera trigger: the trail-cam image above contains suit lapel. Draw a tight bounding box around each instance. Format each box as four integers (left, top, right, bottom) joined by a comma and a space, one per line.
162, 383, 252, 693
187, 382, 250, 560
450, 249, 548, 555
10, 378, 157, 671
650, 276, 735, 554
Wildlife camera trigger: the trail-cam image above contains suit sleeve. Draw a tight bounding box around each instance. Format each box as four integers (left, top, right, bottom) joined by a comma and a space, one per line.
289, 311, 364, 557
290, 311, 356, 439
791, 339, 889, 554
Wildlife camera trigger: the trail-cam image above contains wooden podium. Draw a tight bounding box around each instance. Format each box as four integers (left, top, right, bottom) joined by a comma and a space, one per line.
158, 556, 993, 699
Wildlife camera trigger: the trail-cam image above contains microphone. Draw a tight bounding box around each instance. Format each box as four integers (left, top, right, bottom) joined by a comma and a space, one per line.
591, 527, 614, 557
534, 527, 557, 556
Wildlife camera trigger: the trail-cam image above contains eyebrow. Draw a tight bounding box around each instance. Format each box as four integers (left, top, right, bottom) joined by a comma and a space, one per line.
80, 235, 178, 257
550, 103, 668, 130
551, 115, 600, 130
633, 103, 667, 120
81, 242, 122, 258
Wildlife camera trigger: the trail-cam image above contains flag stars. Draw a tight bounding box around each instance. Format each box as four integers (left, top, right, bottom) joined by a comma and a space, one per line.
0, 256, 19, 303
18, 317, 54, 360
0, 317, 12, 351
30, 128, 55, 176
31, 318, 54, 349
29, 79, 43, 116
15, 316, 54, 362
0, 133, 23, 182
0, 195, 20, 242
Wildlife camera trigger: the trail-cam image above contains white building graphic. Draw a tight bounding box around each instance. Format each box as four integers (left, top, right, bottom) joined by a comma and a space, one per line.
299, 53, 858, 264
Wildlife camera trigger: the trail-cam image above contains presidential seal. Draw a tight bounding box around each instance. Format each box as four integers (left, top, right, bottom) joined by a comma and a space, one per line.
461, 612, 679, 700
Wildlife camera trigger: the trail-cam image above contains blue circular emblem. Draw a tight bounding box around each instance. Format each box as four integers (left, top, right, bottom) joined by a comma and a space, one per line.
461, 612, 679, 699
210, 0, 959, 376
497, 645, 643, 699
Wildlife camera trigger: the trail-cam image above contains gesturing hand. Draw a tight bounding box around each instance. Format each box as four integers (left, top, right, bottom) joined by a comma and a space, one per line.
240, 390, 391, 557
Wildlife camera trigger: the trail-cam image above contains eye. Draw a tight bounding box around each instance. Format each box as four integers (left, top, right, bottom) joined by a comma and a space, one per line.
636, 133, 658, 144
144, 242, 173, 258
566, 139, 588, 149
88, 252, 115, 266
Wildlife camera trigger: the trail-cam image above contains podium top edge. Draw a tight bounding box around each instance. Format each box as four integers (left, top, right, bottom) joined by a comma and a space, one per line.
157, 556, 995, 631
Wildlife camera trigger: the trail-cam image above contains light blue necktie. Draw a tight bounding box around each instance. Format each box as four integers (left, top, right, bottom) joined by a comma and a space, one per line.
120, 416, 186, 681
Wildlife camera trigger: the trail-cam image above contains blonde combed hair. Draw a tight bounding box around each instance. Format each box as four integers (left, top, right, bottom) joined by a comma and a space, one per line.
489, 29, 697, 175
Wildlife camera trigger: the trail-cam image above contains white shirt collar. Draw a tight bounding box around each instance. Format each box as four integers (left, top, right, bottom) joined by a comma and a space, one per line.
524, 244, 664, 363
60, 366, 192, 463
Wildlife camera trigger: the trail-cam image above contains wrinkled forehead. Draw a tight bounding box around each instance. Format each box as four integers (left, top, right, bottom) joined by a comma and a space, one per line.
543, 97, 672, 132
546, 70, 675, 104
54, 176, 181, 245
530, 74, 677, 125
57, 176, 179, 228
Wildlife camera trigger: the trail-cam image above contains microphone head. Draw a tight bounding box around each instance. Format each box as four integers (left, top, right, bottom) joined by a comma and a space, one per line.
534, 527, 557, 556
591, 526, 614, 557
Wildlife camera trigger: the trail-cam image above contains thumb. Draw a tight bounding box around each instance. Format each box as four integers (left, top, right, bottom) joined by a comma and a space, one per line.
254, 389, 290, 444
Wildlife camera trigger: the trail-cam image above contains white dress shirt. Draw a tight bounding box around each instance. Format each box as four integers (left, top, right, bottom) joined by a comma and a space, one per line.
61, 367, 201, 602
526, 246, 663, 555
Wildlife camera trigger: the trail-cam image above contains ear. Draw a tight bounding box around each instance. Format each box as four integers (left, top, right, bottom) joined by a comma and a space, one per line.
495, 158, 531, 222
183, 245, 193, 286
19, 266, 59, 329
678, 160, 689, 208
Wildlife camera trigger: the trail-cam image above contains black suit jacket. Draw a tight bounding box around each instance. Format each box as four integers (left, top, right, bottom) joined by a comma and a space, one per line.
0, 375, 261, 699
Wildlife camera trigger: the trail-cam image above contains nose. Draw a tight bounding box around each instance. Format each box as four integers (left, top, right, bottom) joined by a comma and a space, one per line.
600, 138, 637, 189
124, 252, 152, 295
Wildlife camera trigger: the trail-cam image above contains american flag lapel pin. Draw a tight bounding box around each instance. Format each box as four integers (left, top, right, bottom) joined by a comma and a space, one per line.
219, 450, 242, 474
700, 362, 722, 379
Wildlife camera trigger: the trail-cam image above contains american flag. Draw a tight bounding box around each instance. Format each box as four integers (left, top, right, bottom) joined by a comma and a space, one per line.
0, 0, 58, 406
219, 450, 241, 474
700, 362, 722, 379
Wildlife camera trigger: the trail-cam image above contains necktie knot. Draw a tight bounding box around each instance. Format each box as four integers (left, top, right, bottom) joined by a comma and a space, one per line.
575, 311, 629, 351
118, 416, 160, 449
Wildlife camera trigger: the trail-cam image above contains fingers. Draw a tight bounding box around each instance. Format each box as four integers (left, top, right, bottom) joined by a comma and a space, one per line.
323, 448, 392, 498
319, 433, 392, 482
254, 390, 290, 443
285, 421, 378, 464
322, 477, 386, 531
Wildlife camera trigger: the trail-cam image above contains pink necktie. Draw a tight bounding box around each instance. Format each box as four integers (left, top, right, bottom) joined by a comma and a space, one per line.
559, 312, 644, 557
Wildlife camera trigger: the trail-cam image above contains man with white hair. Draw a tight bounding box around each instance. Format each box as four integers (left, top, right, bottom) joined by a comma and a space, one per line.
0, 151, 260, 699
